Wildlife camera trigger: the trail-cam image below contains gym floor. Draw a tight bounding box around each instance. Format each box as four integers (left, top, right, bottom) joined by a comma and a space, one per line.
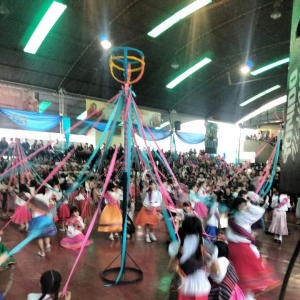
0, 212, 299, 300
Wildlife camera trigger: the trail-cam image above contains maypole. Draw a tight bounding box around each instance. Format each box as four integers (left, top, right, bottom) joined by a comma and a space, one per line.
101, 47, 145, 284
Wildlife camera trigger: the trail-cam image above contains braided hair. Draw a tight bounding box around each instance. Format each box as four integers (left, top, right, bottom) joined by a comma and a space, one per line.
38, 270, 62, 300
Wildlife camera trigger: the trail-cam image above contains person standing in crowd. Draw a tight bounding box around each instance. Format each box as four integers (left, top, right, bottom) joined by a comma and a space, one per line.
27, 186, 58, 257
21, 138, 30, 153
75, 185, 91, 225
98, 182, 122, 241
136, 180, 162, 243
268, 194, 290, 244
189, 182, 207, 222
11, 184, 32, 230
208, 241, 246, 300
226, 197, 277, 300
168, 216, 219, 300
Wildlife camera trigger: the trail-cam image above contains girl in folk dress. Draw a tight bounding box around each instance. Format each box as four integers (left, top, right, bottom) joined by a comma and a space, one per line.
60, 206, 92, 250
226, 198, 277, 300
98, 183, 122, 241
208, 241, 246, 300
268, 194, 290, 244
11, 184, 32, 230
57, 193, 70, 232
168, 216, 219, 300
205, 198, 221, 242
189, 182, 207, 223
75, 185, 91, 224
27, 186, 57, 257
136, 180, 162, 243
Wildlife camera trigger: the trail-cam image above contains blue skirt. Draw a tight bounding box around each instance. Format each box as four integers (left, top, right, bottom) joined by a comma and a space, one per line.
205, 225, 218, 242
28, 215, 57, 238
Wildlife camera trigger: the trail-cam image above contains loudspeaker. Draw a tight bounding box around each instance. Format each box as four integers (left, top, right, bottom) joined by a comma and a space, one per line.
174, 121, 181, 131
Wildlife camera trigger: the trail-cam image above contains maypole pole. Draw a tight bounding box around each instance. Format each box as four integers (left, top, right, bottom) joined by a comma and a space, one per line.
101, 47, 145, 284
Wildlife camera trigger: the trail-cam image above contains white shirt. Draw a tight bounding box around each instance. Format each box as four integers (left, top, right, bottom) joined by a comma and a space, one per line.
143, 189, 162, 208
15, 192, 31, 206
32, 193, 51, 218
27, 293, 52, 300
226, 202, 265, 257
271, 195, 279, 208
206, 203, 219, 227
75, 193, 85, 201
247, 191, 260, 203
210, 257, 229, 284
116, 188, 123, 201
275, 194, 290, 212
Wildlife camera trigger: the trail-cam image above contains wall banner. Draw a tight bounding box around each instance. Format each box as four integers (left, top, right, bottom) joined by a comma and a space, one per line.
0, 86, 39, 112
205, 121, 218, 154
86, 99, 161, 128
280, 0, 300, 194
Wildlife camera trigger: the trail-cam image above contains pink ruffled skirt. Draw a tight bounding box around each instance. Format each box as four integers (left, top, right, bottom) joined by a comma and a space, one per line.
11, 205, 32, 224
60, 233, 93, 250
268, 210, 288, 236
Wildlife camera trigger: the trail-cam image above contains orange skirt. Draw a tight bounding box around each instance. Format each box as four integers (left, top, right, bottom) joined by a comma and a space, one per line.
136, 206, 159, 227
98, 205, 122, 232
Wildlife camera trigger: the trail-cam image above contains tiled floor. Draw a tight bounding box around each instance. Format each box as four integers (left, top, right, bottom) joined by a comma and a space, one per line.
0, 212, 299, 300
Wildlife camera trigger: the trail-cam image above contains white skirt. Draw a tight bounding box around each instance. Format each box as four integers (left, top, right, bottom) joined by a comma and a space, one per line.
268, 210, 288, 236
180, 269, 211, 296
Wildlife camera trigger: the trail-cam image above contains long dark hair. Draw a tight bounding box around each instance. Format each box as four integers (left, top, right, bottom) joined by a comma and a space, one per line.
180, 216, 203, 261
39, 270, 62, 300
229, 197, 247, 217
19, 183, 30, 193
181, 216, 203, 245
214, 241, 229, 259
147, 180, 156, 201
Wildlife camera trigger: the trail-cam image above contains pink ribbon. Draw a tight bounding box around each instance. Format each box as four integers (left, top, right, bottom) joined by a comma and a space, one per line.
62, 146, 119, 295
1, 148, 75, 231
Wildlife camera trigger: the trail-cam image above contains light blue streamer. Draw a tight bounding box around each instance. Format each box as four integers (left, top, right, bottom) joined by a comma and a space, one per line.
7, 229, 44, 256
67, 100, 123, 194
259, 131, 282, 197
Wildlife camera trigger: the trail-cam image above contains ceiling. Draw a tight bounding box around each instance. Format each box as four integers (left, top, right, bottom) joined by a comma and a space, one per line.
0, 0, 293, 123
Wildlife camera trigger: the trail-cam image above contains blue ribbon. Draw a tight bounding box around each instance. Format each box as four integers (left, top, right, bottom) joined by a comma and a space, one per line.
259, 131, 282, 196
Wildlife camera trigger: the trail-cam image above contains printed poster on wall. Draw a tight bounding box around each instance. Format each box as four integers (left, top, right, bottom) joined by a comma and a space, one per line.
86, 99, 161, 128
0, 86, 38, 112
279, 0, 300, 194
205, 121, 218, 154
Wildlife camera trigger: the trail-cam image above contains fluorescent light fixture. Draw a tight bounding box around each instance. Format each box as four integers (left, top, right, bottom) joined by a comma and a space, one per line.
24, 1, 67, 54
166, 57, 211, 89
250, 58, 289, 76
39, 101, 52, 113
239, 85, 281, 107
155, 121, 170, 130
235, 95, 287, 125
76, 111, 87, 120
148, 0, 212, 38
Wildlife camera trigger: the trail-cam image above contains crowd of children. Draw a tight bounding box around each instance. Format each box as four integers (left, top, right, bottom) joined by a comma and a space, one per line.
0, 145, 297, 300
